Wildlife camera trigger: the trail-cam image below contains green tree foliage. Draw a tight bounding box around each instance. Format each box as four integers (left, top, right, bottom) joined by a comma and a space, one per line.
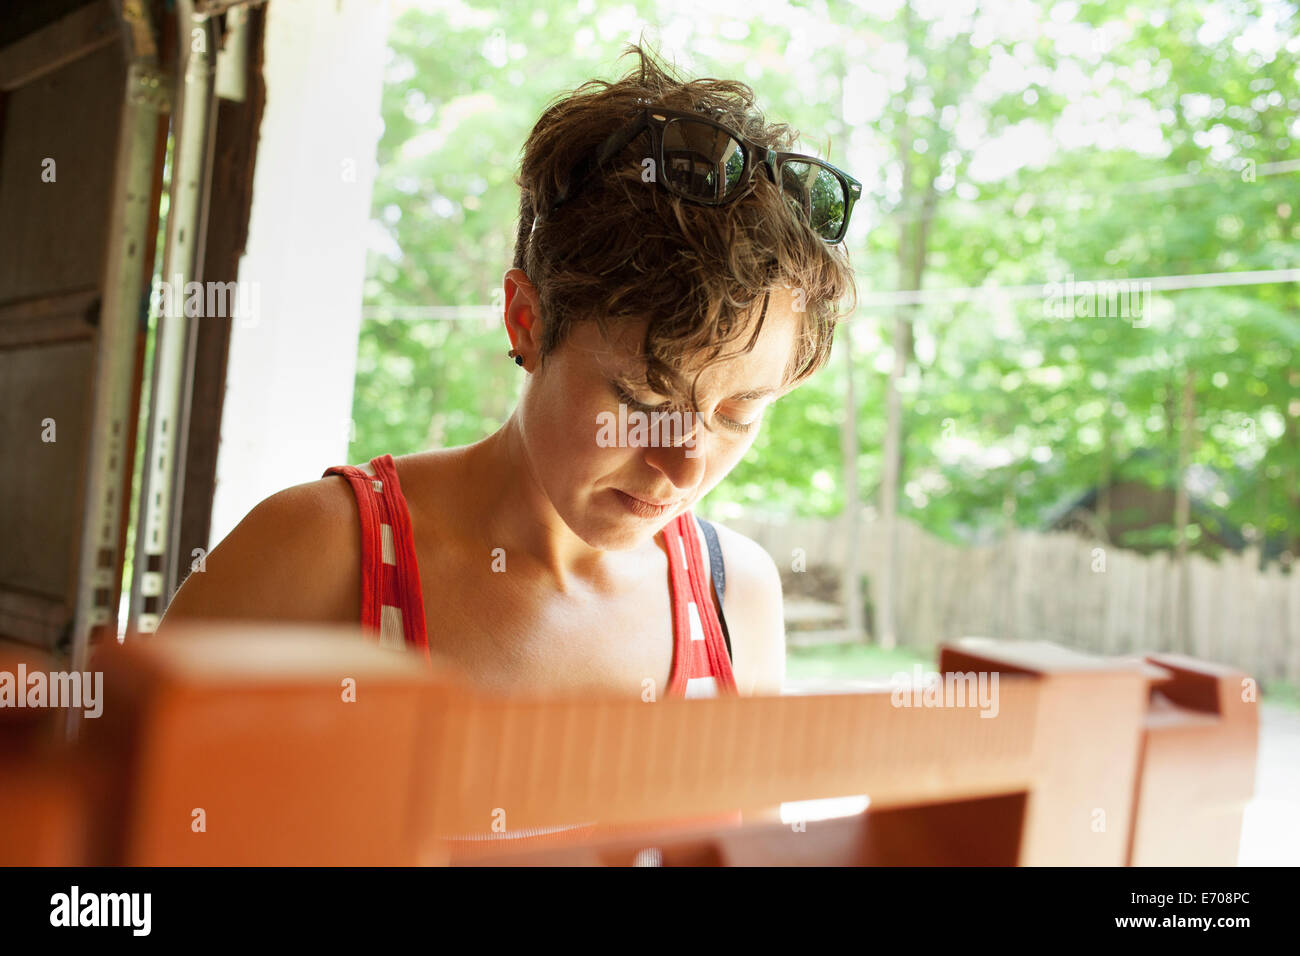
352, 0, 1299, 559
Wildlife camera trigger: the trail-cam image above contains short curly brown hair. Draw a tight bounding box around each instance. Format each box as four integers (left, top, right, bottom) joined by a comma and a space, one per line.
512, 43, 857, 417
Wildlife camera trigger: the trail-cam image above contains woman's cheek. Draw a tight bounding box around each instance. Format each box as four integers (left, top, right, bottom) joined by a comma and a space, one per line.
713, 440, 745, 479
714, 425, 762, 476
569, 394, 629, 471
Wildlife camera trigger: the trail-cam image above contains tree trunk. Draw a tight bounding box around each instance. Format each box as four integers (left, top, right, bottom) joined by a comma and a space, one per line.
877, 0, 944, 650
840, 325, 865, 641
877, 315, 905, 650
1172, 368, 1195, 653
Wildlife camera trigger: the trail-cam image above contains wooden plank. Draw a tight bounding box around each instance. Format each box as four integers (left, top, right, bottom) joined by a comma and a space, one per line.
1235, 549, 1259, 678
1188, 553, 1213, 662
0, 339, 96, 630
736, 513, 1295, 682
0, 0, 118, 92
0, 42, 124, 303
783, 599, 845, 625
1289, 573, 1300, 684
0, 289, 98, 349
786, 628, 869, 648
0, 585, 69, 648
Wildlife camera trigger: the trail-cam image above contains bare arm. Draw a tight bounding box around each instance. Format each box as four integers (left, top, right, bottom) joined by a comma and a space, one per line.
706, 522, 787, 824
712, 521, 786, 697
156, 477, 361, 635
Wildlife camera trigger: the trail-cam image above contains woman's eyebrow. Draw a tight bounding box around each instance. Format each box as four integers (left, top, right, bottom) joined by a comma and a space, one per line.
609, 372, 778, 403
727, 386, 779, 402
608, 372, 654, 393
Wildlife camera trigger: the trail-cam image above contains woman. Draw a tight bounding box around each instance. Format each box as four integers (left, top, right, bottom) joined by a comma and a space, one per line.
161, 43, 855, 744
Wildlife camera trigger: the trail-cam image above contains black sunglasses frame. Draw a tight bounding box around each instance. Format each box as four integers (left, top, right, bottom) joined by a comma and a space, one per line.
546, 106, 861, 244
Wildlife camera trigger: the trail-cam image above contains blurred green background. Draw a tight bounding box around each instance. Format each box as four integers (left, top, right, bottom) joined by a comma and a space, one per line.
351, 0, 1298, 568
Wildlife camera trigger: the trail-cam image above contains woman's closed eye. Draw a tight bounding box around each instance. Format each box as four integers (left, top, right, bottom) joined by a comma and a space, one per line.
611, 382, 756, 434
708, 407, 758, 434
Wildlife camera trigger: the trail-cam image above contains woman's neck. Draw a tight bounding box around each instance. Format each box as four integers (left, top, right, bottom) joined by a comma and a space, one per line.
443, 418, 659, 597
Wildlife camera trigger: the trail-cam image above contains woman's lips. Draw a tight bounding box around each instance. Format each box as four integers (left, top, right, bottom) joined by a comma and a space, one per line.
614, 489, 679, 519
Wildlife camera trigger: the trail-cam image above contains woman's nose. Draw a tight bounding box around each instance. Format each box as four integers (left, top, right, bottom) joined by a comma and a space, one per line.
641, 413, 707, 489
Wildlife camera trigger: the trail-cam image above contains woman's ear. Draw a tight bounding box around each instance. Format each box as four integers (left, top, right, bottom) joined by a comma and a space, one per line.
503, 269, 541, 357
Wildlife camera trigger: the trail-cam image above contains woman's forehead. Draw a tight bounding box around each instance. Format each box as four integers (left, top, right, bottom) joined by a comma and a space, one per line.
574, 289, 802, 390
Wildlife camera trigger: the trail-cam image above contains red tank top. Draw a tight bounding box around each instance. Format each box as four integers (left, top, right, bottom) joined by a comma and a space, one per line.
321, 453, 745, 856
321, 453, 739, 696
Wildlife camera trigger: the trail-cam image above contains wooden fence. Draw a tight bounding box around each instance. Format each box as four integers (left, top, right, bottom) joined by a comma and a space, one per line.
726, 513, 1300, 684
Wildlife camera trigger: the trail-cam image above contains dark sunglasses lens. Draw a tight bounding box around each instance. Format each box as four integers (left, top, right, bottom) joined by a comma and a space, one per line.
780, 160, 847, 240
662, 119, 746, 201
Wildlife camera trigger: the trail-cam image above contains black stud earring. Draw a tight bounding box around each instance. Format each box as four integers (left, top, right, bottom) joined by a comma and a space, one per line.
508, 349, 524, 367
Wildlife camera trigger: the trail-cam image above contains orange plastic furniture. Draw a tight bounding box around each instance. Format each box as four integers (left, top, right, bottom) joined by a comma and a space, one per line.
0, 623, 1258, 866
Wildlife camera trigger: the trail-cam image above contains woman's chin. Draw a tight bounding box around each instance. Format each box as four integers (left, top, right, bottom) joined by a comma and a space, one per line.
564, 501, 664, 551
577, 520, 657, 552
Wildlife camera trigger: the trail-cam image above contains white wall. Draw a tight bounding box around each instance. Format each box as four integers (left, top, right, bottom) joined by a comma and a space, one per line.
209, 0, 390, 546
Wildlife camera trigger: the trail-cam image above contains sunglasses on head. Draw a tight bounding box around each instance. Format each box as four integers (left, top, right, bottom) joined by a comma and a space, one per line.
542, 104, 862, 244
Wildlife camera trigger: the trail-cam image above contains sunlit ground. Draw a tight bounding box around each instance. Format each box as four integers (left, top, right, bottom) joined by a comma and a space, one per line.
1238, 704, 1300, 866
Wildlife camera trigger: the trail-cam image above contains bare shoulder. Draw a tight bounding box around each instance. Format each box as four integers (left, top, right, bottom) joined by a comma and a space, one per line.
703, 519, 785, 696
157, 473, 362, 633
386, 448, 468, 544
